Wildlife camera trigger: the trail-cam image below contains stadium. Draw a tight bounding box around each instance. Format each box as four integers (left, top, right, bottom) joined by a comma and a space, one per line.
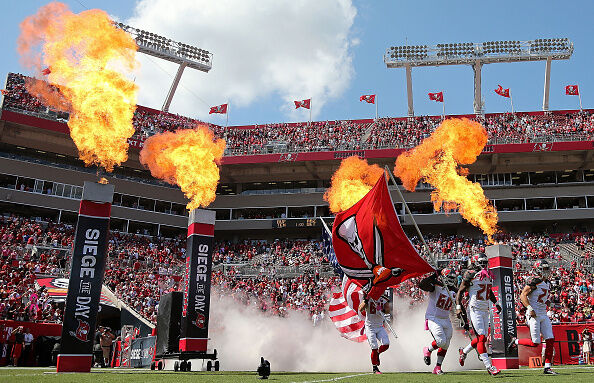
0, 1, 593, 382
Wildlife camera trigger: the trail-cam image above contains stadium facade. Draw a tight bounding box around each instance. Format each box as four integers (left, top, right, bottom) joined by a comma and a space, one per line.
1, 73, 593, 243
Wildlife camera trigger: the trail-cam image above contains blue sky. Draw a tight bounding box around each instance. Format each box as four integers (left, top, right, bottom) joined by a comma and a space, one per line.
1, 1, 593, 126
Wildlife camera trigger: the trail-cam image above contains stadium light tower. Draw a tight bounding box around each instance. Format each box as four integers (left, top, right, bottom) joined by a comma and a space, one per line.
384, 38, 574, 116
115, 22, 213, 112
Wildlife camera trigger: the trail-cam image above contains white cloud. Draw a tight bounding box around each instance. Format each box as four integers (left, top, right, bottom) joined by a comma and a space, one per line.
127, 0, 357, 122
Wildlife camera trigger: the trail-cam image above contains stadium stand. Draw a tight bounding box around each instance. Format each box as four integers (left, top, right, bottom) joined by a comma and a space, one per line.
1, 70, 594, 336
2, 72, 593, 155
1, 213, 593, 325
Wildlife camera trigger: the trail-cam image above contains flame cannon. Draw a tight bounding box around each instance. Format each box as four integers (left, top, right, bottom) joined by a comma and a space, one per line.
152, 209, 219, 372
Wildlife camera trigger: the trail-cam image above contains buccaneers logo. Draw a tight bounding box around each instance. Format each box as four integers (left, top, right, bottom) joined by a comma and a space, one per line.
194, 313, 206, 329
69, 319, 91, 342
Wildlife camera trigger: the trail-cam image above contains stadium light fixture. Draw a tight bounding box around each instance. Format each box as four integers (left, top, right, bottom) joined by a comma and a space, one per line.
385, 38, 574, 115
114, 22, 213, 112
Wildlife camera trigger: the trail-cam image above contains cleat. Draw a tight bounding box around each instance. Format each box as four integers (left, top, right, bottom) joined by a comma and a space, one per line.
543, 367, 558, 375
373, 365, 382, 374
423, 347, 431, 365
507, 337, 518, 354
458, 348, 466, 366
432, 365, 444, 375
487, 366, 500, 376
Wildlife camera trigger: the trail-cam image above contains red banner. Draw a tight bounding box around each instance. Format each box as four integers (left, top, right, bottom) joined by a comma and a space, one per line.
517, 323, 594, 365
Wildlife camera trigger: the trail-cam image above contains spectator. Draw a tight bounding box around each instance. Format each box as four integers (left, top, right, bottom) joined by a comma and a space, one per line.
100, 327, 115, 367
23, 328, 33, 366
10, 326, 24, 366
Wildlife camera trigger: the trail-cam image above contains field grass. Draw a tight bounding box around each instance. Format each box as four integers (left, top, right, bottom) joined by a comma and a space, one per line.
0, 366, 593, 383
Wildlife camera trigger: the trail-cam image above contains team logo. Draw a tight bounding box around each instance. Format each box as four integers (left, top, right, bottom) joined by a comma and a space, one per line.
194, 313, 206, 329
533, 142, 552, 152
69, 319, 91, 342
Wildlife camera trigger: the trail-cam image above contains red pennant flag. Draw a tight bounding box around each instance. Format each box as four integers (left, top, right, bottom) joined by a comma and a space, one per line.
494, 85, 510, 98
209, 104, 228, 114
428, 92, 443, 102
565, 85, 579, 96
359, 94, 376, 104
41, 67, 51, 76
294, 99, 311, 109
332, 175, 434, 301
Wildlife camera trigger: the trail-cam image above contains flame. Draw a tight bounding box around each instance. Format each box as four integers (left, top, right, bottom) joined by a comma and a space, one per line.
324, 156, 384, 213
139, 126, 226, 210
17, 2, 138, 172
394, 118, 498, 240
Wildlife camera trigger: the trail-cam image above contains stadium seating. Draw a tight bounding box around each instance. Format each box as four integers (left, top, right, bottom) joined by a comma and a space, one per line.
3, 72, 593, 157
1, 214, 592, 325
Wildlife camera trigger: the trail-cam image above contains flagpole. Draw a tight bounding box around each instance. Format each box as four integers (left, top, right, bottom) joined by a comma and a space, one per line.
375, 95, 378, 120
578, 84, 583, 111
319, 217, 332, 236
442, 91, 445, 119
226, 100, 229, 128
509, 90, 515, 114
383, 166, 435, 266
309, 97, 312, 126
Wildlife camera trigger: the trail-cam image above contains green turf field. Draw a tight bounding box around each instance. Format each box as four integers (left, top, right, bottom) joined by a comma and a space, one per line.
0, 366, 592, 382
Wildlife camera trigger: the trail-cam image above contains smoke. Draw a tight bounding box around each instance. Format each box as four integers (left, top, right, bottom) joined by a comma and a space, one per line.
208, 293, 483, 372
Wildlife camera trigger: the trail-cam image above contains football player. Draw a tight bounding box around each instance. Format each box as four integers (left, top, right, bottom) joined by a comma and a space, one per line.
456, 253, 502, 376
359, 294, 391, 374
507, 260, 558, 375
419, 268, 458, 375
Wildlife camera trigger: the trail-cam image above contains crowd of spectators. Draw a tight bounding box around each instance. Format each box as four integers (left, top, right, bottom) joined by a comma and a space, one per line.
0, 213, 593, 327
4, 72, 594, 157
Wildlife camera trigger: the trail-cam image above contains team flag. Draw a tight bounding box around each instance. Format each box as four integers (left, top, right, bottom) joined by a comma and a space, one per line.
359, 94, 376, 104
328, 276, 367, 342
428, 92, 443, 102
331, 175, 434, 301
494, 85, 510, 98
565, 85, 579, 96
209, 104, 228, 114
41, 67, 51, 76
294, 99, 311, 109
0, 90, 8, 96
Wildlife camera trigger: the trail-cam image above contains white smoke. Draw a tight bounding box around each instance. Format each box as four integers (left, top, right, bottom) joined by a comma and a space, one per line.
208, 293, 484, 372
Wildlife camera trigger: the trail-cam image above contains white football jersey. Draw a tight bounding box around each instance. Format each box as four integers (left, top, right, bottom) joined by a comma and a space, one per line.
466, 270, 493, 311
364, 299, 386, 328
527, 277, 549, 317
425, 285, 454, 319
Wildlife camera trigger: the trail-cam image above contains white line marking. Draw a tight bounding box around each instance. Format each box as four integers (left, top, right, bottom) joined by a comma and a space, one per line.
295, 372, 374, 383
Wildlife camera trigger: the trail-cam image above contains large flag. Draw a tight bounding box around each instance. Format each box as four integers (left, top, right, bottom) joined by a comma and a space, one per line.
209, 104, 228, 114
428, 92, 443, 102
294, 99, 311, 109
332, 175, 434, 301
565, 85, 579, 96
323, 228, 343, 278
494, 85, 510, 98
328, 276, 367, 342
359, 94, 376, 104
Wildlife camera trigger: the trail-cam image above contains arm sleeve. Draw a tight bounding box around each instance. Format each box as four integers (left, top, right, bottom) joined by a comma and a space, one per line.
418, 273, 437, 292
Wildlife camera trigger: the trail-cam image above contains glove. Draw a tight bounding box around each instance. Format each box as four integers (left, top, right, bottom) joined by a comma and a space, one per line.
496, 304, 502, 314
